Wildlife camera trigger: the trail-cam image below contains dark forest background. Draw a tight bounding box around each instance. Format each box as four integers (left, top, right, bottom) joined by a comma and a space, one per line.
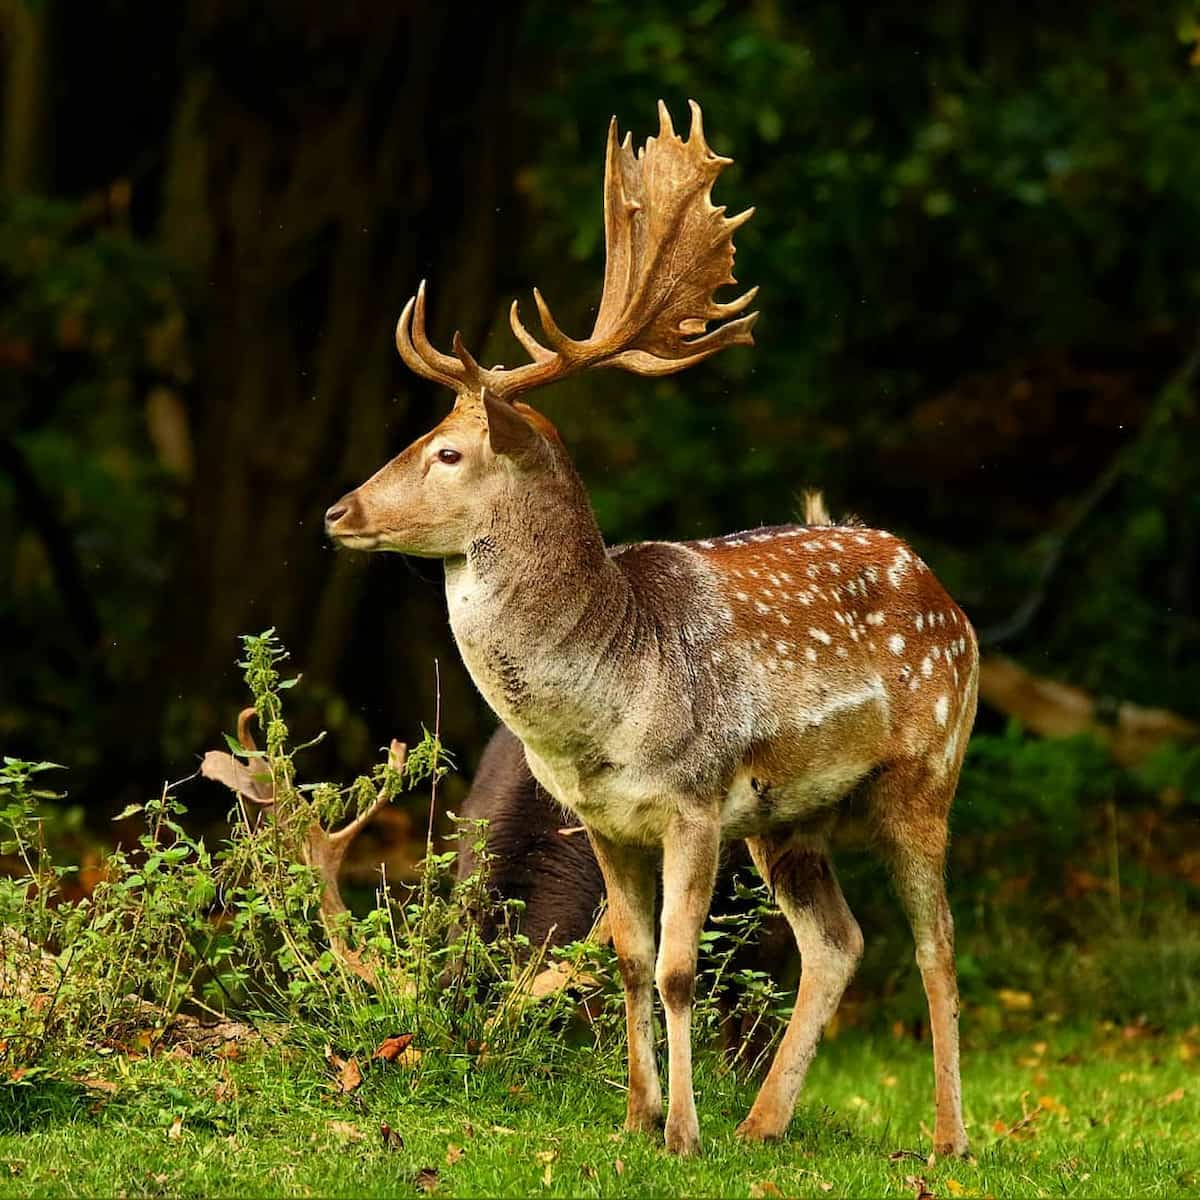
2, 0, 1199, 992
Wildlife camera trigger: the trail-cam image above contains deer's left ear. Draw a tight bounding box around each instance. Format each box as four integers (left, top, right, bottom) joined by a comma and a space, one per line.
483, 390, 541, 460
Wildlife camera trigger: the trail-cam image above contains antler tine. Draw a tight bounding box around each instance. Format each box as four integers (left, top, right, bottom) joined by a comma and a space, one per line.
451, 330, 487, 389
508, 300, 556, 364
395, 282, 464, 389
686, 98, 732, 165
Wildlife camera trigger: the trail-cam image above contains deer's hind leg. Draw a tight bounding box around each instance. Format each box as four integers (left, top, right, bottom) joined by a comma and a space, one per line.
867, 760, 969, 1159
736, 828, 863, 1142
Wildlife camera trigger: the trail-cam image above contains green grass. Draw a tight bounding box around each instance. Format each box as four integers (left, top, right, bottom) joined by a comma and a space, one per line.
2, 1021, 1195, 1198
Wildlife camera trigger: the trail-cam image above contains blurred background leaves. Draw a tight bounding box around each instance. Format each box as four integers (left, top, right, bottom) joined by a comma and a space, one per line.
1, 1, 1198, 1015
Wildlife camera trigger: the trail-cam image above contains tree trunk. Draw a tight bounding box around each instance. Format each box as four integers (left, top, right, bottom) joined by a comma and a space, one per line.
153, 3, 515, 782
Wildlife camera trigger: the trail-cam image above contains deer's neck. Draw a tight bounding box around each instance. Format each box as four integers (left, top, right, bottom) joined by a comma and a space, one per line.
444, 470, 624, 719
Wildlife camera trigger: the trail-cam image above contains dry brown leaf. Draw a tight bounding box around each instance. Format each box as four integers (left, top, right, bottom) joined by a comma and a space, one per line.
614, 1158, 625, 1176
445, 1143, 465, 1166
904, 1175, 935, 1200
1161, 1087, 1185, 1105
414, 1166, 440, 1193
375, 1033, 416, 1062
750, 1182, 783, 1197
379, 1122, 404, 1151
167, 1115, 183, 1141
324, 1045, 364, 1094
526, 961, 600, 1000
72, 1077, 117, 1095
328, 1120, 365, 1142
535, 1150, 558, 1166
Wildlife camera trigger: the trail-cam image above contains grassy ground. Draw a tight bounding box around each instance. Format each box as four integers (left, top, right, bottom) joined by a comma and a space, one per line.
1, 1019, 1195, 1198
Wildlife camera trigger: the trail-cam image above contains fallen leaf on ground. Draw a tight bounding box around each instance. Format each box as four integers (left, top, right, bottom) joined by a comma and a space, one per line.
614, 1158, 625, 1176
905, 1175, 934, 1200
325, 1045, 363, 1094
167, 1115, 183, 1141
413, 1166, 440, 1193
445, 1143, 464, 1166
72, 1077, 117, 1094
1161, 1087, 1185, 1105
750, 1182, 783, 1197
328, 1120, 365, 1142
535, 1150, 558, 1165
375, 1034, 415, 1062
379, 1122, 404, 1151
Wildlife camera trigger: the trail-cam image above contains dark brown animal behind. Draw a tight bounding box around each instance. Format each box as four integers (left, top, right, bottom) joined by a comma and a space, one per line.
456, 724, 605, 950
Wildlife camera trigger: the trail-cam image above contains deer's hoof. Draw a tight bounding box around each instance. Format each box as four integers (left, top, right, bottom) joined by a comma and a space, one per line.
735, 1115, 786, 1143
932, 1137, 972, 1161
624, 1107, 664, 1135
664, 1118, 701, 1157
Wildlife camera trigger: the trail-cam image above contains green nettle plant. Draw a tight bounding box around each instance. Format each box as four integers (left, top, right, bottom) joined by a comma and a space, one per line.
1, 631, 792, 1087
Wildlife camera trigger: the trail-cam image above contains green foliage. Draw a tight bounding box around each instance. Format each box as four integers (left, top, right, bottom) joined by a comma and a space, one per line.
0, 192, 189, 771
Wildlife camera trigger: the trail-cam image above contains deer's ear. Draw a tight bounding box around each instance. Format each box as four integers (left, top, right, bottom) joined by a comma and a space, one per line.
483, 390, 541, 460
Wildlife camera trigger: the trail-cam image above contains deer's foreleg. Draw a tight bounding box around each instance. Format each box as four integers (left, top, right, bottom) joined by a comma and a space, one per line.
588, 830, 662, 1134
656, 809, 720, 1156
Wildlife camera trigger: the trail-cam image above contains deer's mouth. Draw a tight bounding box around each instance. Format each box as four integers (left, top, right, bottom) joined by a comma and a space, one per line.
328, 529, 384, 551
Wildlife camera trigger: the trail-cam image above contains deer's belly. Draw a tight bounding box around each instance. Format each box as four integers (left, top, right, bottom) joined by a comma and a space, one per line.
719, 760, 872, 840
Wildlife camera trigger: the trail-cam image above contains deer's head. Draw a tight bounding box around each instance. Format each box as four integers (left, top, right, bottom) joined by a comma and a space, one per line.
325, 101, 758, 559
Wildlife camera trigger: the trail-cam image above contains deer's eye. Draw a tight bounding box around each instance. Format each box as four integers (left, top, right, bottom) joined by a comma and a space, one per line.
436, 447, 462, 465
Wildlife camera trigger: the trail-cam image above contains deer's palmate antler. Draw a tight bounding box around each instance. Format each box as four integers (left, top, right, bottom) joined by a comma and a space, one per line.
325, 103, 978, 1161
395, 100, 757, 399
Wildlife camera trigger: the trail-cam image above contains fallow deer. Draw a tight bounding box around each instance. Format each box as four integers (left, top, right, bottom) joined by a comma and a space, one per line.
325, 101, 978, 1158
